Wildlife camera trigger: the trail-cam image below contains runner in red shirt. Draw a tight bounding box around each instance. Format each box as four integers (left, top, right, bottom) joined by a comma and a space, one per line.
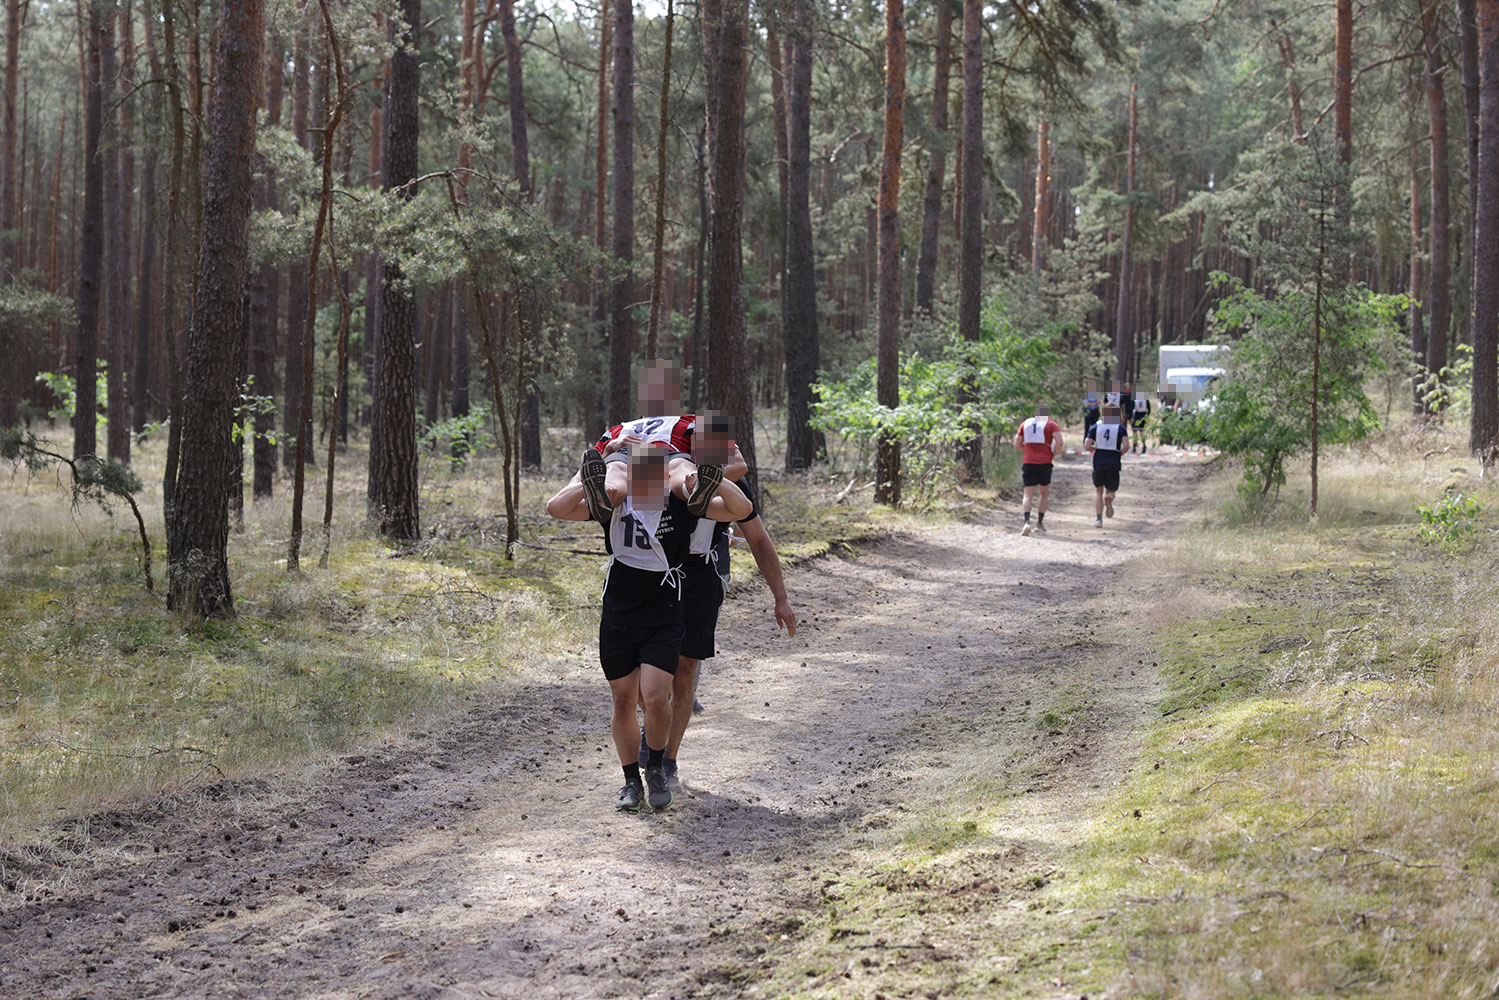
1011, 405, 1062, 535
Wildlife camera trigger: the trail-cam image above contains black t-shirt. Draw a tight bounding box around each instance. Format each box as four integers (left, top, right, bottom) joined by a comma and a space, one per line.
602, 492, 698, 625
1085, 421, 1127, 472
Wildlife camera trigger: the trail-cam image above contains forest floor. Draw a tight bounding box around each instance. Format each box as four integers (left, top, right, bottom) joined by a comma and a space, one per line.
6, 431, 1499, 1000
0, 448, 1214, 999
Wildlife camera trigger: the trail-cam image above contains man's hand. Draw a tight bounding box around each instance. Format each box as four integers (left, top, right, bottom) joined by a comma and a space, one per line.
603, 432, 642, 456
774, 597, 798, 637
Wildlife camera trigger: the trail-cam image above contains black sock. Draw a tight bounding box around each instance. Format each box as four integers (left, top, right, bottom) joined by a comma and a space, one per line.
623, 762, 641, 785
647, 746, 664, 769
1024, 511, 1031, 522
1037, 512, 1045, 526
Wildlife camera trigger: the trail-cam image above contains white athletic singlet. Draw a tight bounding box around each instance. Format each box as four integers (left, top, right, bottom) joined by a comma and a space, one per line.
616, 415, 690, 449
1022, 417, 1048, 444
1095, 422, 1124, 452
1134, 396, 1148, 415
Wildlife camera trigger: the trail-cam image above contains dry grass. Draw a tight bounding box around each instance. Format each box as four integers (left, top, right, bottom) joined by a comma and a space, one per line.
1070, 416, 1499, 997
0, 419, 946, 850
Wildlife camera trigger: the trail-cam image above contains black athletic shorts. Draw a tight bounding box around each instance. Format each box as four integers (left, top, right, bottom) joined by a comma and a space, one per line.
1021, 462, 1053, 487
598, 619, 683, 680
679, 560, 726, 661
604, 446, 691, 465
1092, 468, 1121, 492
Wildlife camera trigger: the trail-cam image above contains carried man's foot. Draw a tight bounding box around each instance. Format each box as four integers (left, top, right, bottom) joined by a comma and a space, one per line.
580, 449, 613, 525
686, 463, 724, 517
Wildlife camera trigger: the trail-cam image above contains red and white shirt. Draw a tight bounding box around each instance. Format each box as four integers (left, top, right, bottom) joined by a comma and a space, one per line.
594, 414, 695, 455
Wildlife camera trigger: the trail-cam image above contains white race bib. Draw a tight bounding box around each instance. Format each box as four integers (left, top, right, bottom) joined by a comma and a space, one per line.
1095, 423, 1123, 451
1022, 418, 1047, 444
608, 498, 670, 573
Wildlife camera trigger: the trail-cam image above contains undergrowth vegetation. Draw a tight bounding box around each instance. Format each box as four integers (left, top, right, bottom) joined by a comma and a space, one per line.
0, 423, 945, 848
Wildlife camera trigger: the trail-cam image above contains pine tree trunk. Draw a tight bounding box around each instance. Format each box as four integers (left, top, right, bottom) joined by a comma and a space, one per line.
702, 0, 758, 492
914, 0, 952, 315
1113, 81, 1138, 382
1031, 118, 1050, 273
1333, 0, 1353, 230
782, 0, 822, 471
250, 31, 282, 497
1424, 0, 1452, 400
74, 0, 105, 460
133, 154, 155, 433
367, 0, 421, 539
608, 0, 635, 422
590, 4, 611, 433
1410, 142, 1426, 415
1471, 0, 1499, 468
500, 0, 541, 467
1, 0, 20, 276
101, 8, 132, 465
1461, 0, 1481, 339
166, 0, 264, 616
954, 0, 981, 481
283, 25, 310, 471
647, 0, 676, 362
873, 0, 905, 507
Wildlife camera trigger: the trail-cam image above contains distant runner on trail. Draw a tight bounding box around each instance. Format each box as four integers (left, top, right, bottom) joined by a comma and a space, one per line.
546, 446, 751, 813
636, 412, 798, 788
1013, 405, 1062, 536
1085, 404, 1128, 527
1127, 384, 1151, 453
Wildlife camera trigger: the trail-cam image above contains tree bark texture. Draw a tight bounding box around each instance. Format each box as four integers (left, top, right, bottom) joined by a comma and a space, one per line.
1410, 142, 1426, 414
167, 0, 264, 616
250, 32, 282, 497
1424, 0, 1452, 394
914, 0, 952, 315
874, 0, 905, 507
954, 0, 981, 481
647, 0, 675, 362
283, 25, 310, 471
1333, 0, 1353, 232
368, 0, 421, 539
2, 0, 19, 275
590, 4, 610, 433
101, 9, 132, 465
702, 0, 758, 492
1461, 0, 1482, 305
500, 0, 541, 467
1113, 81, 1138, 382
782, 0, 822, 471
608, 0, 635, 423
1031, 118, 1050, 273
1471, 0, 1499, 465
74, 0, 105, 460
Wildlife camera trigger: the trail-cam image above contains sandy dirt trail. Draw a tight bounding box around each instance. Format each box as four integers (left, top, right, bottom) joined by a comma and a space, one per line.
0, 451, 1212, 999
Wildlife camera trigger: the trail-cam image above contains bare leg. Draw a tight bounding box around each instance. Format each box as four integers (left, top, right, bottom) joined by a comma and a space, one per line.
666, 655, 699, 759
1037, 483, 1050, 515
638, 663, 674, 753
608, 671, 642, 766
1021, 485, 1035, 516
1095, 487, 1104, 520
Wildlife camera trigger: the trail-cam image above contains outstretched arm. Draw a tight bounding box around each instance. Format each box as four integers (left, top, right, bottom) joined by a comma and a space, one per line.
737, 515, 797, 636
545, 473, 590, 521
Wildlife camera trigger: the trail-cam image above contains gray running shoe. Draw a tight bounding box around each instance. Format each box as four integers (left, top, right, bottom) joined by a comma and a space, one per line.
638, 729, 649, 768
645, 765, 672, 810
1034, 521, 1047, 533
662, 758, 679, 785
692, 697, 704, 714
580, 449, 612, 525
686, 464, 724, 517
616, 779, 644, 811
1094, 517, 1103, 527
